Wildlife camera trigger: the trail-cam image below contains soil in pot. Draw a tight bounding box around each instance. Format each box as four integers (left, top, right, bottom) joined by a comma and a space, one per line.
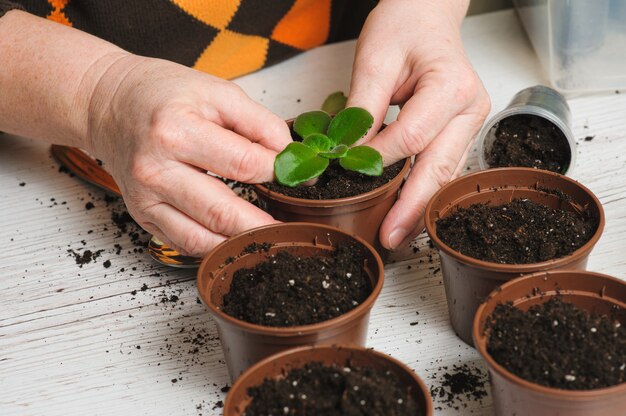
221, 242, 372, 326
243, 361, 423, 416
265, 159, 405, 200
486, 297, 625, 390
485, 114, 571, 173
435, 198, 598, 264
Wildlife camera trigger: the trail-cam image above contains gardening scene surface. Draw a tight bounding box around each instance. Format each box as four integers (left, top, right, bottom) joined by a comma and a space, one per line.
2, 10, 626, 416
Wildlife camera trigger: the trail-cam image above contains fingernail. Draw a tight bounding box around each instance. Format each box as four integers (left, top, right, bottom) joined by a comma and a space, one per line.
388, 227, 408, 251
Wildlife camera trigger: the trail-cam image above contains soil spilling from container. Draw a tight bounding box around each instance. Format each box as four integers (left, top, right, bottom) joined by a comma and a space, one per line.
486, 297, 625, 390
429, 364, 488, 411
486, 114, 571, 173
436, 198, 597, 264
221, 243, 372, 326
244, 361, 423, 416
265, 160, 404, 200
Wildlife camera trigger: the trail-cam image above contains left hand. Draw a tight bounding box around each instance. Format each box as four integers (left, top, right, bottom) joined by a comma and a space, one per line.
347, 0, 491, 250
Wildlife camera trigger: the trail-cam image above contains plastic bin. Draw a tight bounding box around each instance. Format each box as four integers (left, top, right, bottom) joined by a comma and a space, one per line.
514, 0, 626, 93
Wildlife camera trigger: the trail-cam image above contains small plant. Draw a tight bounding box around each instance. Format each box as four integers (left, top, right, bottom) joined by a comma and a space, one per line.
274, 107, 383, 187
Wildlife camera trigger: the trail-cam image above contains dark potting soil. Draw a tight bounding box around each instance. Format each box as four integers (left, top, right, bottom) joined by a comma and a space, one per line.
244, 361, 423, 416
265, 159, 405, 200
221, 244, 372, 326
430, 364, 488, 411
436, 198, 597, 264
486, 297, 625, 390
486, 114, 571, 173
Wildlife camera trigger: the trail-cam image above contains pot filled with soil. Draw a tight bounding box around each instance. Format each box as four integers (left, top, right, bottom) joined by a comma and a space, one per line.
197, 223, 384, 380
424, 167, 604, 345
254, 109, 410, 256
224, 344, 433, 416
477, 85, 576, 175
473, 270, 626, 416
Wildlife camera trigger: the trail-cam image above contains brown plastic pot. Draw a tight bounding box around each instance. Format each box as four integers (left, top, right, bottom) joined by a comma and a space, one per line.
254, 120, 411, 257
223, 344, 433, 416
424, 167, 605, 345
473, 270, 626, 416
197, 223, 384, 380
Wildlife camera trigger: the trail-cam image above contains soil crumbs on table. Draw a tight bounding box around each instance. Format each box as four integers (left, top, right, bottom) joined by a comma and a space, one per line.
221, 243, 372, 326
436, 198, 597, 264
265, 159, 404, 200
486, 114, 571, 173
244, 361, 423, 416
487, 297, 625, 390
430, 364, 488, 412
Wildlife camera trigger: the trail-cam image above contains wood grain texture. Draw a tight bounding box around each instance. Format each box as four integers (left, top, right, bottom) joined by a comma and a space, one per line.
1, 10, 624, 416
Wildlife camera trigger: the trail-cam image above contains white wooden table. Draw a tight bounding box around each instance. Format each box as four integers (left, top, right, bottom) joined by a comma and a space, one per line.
1, 9, 625, 416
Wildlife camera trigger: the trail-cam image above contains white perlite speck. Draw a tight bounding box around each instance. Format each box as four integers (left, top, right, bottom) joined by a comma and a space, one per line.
322, 280, 330, 289
288, 279, 295, 286
564, 374, 576, 382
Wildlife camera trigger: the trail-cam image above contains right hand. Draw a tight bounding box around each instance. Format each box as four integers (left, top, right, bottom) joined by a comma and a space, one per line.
86, 54, 292, 256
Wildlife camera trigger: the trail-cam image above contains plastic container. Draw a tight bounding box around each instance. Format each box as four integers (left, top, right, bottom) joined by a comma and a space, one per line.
473, 270, 626, 416
477, 85, 576, 176
424, 168, 605, 345
197, 223, 384, 380
254, 120, 410, 258
514, 0, 626, 92
224, 345, 433, 416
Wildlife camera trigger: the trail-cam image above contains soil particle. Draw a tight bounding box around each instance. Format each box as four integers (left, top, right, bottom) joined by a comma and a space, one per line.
266, 159, 404, 200
85, 202, 95, 210
486, 297, 626, 390
436, 198, 597, 264
486, 114, 571, 173
221, 243, 372, 327
245, 361, 423, 416
67, 248, 104, 267
430, 364, 488, 411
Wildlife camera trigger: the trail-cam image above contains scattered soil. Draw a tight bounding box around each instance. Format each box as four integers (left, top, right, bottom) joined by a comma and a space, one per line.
221, 243, 372, 326
436, 198, 597, 264
430, 364, 488, 411
486, 297, 626, 390
486, 114, 571, 173
244, 361, 423, 416
266, 159, 404, 200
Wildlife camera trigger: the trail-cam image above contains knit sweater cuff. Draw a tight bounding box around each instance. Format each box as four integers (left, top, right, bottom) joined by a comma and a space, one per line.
0, 1, 24, 18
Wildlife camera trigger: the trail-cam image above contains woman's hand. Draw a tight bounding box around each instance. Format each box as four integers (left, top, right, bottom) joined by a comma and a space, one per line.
87, 55, 292, 256
347, 0, 491, 250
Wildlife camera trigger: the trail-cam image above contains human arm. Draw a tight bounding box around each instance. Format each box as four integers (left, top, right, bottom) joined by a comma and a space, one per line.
346, 0, 491, 249
0, 10, 292, 255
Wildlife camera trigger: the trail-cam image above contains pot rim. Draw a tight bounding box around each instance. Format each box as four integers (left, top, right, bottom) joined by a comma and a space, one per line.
224, 344, 434, 415
197, 222, 385, 337
254, 157, 411, 208
472, 270, 626, 399
424, 167, 605, 274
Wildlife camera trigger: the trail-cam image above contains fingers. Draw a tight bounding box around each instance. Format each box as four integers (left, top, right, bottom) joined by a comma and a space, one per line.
366, 72, 473, 166
345, 47, 402, 142
379, 113, 482, 250
141, 203, 227, 257
217, 85, 292, 152
157, 165, 279, 239
168, 114, 279, 183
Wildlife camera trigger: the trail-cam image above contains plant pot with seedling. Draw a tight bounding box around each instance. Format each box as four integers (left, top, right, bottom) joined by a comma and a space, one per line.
254, 107, 410, 256
197, 223, 384, 380
473, 270, 626, 416
424, 167, 604, 345
224, 344, 433, 416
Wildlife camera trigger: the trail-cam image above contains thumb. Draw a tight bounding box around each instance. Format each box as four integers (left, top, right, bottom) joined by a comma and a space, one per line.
345, 55, 400, 143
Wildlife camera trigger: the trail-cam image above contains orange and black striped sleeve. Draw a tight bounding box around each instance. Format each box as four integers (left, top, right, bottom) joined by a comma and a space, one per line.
2, 0, 377, 80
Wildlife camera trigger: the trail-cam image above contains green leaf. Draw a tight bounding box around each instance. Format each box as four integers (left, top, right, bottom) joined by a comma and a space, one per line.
302, 133, 332, 153
321, 91, 348, 114
274, 142, 329, 187
327, 107, 374, 147
339, 146, 383, 176
319, 144, 348, 159
293, 111, 331, 139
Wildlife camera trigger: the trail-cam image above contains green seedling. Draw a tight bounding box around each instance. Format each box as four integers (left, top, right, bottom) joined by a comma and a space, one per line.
274, 107, 383, 187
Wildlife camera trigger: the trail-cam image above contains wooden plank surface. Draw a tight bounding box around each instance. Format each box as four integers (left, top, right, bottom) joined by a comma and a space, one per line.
1, 10, 625, 416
